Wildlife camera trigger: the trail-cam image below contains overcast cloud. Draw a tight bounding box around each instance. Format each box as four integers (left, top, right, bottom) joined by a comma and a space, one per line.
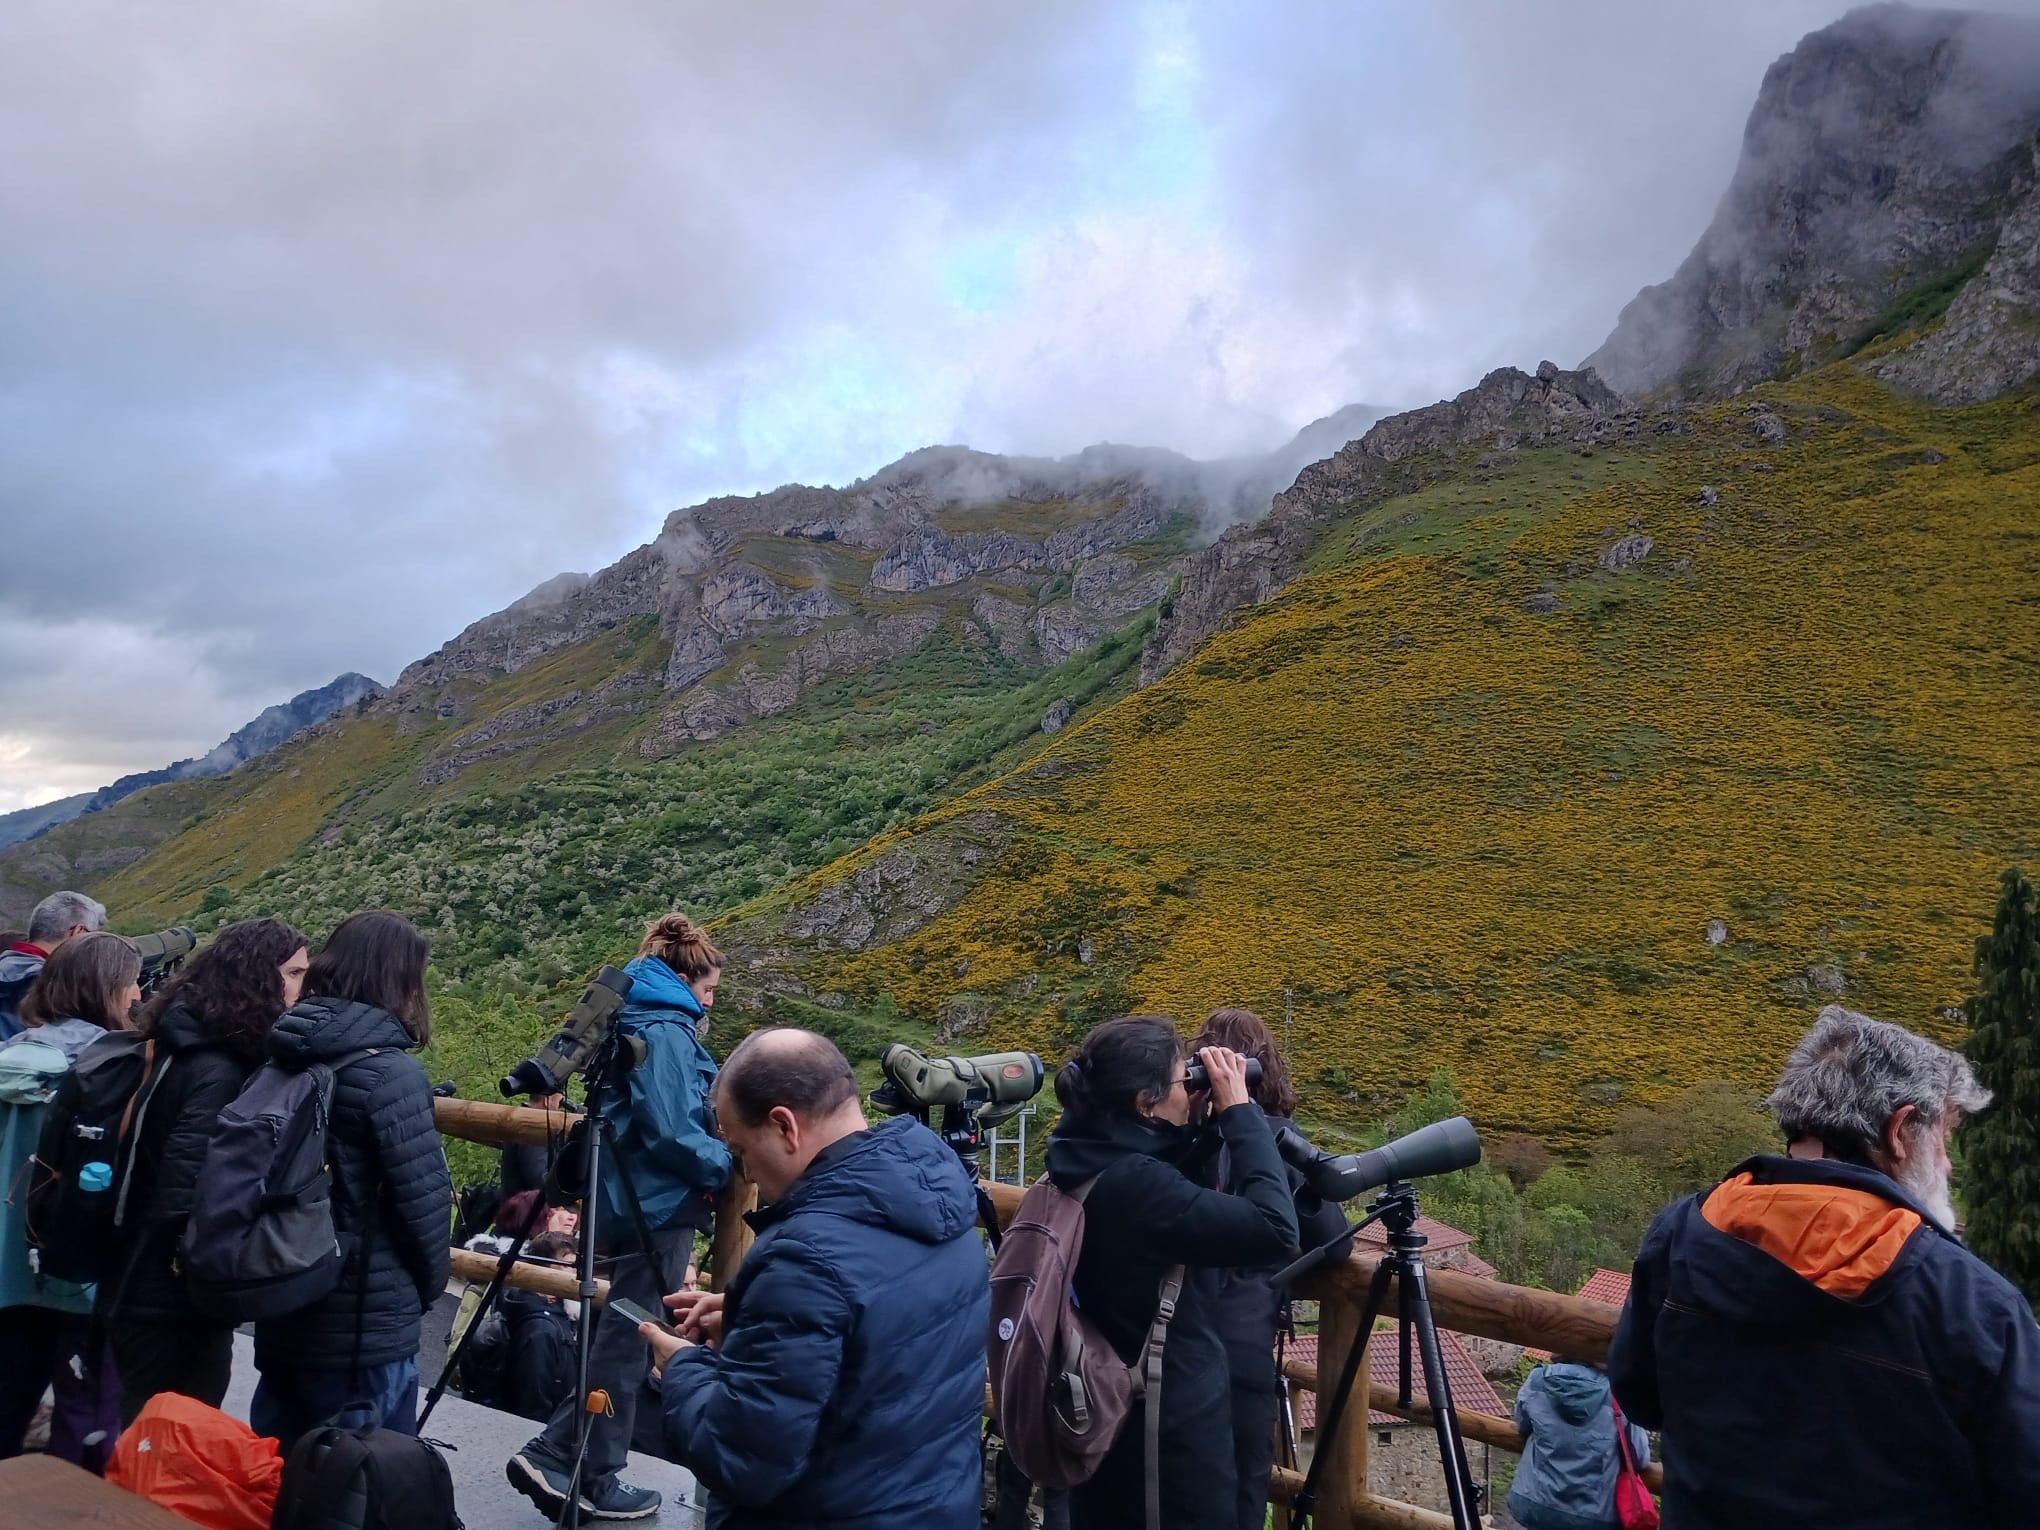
0, 0, 2012, 809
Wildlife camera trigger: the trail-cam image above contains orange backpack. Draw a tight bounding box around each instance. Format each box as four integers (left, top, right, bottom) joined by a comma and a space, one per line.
109, 1393, 283, 1530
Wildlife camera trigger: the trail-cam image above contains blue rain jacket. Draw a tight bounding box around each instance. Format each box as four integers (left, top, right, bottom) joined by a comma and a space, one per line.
594, 956, 730, 1241
1508, 1361, 1651, 1530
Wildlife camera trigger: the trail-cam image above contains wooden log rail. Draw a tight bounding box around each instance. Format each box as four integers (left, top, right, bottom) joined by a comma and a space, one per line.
436, 1100, 1664, 1528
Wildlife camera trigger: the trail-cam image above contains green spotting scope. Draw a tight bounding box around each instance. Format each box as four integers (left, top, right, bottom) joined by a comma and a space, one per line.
132, 926, 196, 995
500, 965, 637, 1097
871, 1043, 1045, 1128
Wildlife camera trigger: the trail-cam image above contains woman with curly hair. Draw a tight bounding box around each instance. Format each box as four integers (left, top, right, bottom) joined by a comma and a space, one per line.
102, 917, 309, 1424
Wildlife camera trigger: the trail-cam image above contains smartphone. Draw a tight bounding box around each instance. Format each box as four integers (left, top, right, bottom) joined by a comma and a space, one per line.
609, 1296, 679, 1335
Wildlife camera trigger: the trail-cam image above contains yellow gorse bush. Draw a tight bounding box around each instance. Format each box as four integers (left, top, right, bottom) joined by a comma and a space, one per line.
795, 367, 2040, 1143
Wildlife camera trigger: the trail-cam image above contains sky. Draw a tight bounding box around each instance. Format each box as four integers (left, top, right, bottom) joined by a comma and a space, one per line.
0, 0, 1995, 811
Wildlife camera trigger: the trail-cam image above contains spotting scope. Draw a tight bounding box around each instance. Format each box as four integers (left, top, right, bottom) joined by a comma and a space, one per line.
133, 926, 196, 995
1274, 1115, 1482, 1202
500, 965, 637, 1097
870, 1043, 1045, 1128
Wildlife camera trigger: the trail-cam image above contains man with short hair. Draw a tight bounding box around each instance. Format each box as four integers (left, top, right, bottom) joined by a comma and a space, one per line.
1610, 1005, 2040, 1528
0, 890, 106, 1039
639, 1027, 990, 1529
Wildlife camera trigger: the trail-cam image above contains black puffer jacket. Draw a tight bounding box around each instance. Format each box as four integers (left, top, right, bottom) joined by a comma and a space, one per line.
1208, 1113, 1350, 1392
1044, 1104, 1298, 1530
103, 1000, 263, 1321
252, 998, 451, 1372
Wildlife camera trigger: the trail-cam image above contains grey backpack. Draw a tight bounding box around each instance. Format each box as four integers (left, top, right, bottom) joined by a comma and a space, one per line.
986, 1174, 1183, 1529
181, 1051, 371, 1322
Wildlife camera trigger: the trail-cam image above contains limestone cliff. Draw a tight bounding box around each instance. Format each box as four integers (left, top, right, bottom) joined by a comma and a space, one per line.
1587, 5, 2040, 403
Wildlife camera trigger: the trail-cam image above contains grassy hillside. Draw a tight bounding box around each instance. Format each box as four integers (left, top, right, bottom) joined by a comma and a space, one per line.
735, 366, 2040, 1144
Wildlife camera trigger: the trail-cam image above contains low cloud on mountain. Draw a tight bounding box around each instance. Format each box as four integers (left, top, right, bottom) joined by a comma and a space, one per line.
7, 0, 2023, 809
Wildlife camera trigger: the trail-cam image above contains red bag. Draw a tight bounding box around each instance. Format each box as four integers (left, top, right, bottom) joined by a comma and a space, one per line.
1610, 1398, 1660, 1530
108, 1393, 283, 1530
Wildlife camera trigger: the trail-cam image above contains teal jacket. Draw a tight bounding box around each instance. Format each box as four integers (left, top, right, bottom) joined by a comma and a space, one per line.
595, 956, 731, 1242
0, 1021, 103, 1314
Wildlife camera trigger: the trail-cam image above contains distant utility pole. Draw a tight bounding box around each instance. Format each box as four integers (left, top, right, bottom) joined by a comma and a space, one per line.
1284, 984, 1295, 1061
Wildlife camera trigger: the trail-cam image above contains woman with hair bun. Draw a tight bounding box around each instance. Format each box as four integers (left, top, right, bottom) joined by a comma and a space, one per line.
1042, 1015, 1299, 1530
107, 917, 310, 1424
507, 911, 731, 1524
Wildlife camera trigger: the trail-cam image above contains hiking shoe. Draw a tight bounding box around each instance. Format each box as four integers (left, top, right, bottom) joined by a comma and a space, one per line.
506, 1452, 592, 1518
582, 1480, 662, 1521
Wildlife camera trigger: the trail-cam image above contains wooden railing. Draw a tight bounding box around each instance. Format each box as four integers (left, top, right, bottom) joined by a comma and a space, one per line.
437, 1099, 1659, 1529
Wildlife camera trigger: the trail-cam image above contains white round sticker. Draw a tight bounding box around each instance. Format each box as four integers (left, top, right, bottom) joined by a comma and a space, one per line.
997, 1317, 1016, 1342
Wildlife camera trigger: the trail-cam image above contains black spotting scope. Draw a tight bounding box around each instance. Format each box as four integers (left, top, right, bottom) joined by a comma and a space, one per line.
1274, 1115, 1482, 1202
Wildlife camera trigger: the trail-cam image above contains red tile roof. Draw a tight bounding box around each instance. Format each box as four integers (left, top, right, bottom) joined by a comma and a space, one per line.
1526, 1269, 1633, 1361
1286, 1327, 1508, 1432
1574, 1268, 1632, 1307
1351, 1215, 1474, 1252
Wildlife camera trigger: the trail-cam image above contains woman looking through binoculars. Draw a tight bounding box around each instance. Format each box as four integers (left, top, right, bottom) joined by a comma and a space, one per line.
1191, 1006, 1351, 1530
1042, 1015, 1299, 1530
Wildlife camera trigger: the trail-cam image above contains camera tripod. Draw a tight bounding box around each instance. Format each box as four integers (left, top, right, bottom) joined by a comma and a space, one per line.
1273, 1181, 1483, 1530
423, 1026, 673, 1530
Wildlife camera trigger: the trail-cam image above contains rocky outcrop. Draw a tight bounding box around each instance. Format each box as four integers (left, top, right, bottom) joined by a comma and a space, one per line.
1587, 6, 2040, 401
1872, 139, 2040, 402
1143, 364, 1633, 682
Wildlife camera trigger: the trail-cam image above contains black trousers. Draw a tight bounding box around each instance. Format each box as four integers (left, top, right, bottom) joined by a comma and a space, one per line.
1231, 1384, 1281, 1530
110, 1318, 236, 1428
521, 1228, 690, 1494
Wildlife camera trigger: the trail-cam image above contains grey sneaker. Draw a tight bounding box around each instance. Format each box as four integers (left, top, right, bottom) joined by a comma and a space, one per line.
583, 1479, 662, 1521
506, 1452, 592, 1518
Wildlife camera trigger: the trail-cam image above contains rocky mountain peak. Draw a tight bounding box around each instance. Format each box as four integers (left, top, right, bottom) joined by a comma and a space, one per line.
1587, 4, 2040, 401
1140, 364, 1633, 682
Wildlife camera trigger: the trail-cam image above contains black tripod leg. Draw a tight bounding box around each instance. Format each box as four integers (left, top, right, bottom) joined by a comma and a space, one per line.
977, 1185, 1003, 1255
1291, 1256, 1395, 1525
556, 1111, 605, 1530
419, 1192, 547, 1431
1404, 1259, 1480, 1530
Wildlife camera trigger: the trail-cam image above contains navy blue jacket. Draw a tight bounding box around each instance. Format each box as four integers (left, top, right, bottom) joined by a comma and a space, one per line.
596, 956, 729, 1240
660, 1116, 990, 1530
1609, 1154, 2040, 1530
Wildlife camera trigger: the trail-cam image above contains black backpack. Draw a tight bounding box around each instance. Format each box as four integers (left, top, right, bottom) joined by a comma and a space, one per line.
181, 1051, 369, 1322
23, 1030, 174, 1285
272, 1426, 462, 1530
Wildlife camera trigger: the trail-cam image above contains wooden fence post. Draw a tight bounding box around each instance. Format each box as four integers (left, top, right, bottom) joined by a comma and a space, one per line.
709, 1172, 758, 1291
1315, 1293, 1372, 1527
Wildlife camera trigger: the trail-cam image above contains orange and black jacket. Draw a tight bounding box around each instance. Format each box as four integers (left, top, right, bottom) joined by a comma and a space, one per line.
1609, 1154, 2040, 1530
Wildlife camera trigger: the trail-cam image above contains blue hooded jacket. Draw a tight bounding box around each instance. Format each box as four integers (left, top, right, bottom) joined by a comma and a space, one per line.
1508, 1362, 1650, 1530
595, 955, 730, 1240
660, 1115, 991, 1530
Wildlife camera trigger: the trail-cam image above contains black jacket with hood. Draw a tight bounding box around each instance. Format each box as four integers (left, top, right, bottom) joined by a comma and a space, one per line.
101, 998, 264, 1321
1044, 1102, 1299, 1530
1609, 1153, 2040, 1530
252, 997, 452, 1372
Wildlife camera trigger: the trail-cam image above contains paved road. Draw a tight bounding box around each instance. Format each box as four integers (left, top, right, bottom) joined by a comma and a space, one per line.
224, 1292, 706, 1529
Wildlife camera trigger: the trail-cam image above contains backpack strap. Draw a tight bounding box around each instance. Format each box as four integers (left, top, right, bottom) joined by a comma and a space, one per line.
1142, 1263, 1184, 1530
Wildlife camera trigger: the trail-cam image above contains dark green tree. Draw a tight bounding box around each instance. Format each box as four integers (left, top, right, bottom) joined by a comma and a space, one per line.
1961, 866, 2040, 1303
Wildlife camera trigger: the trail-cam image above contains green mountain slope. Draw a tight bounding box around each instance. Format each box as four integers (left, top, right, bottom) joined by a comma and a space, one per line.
727, 366, 2040, 1144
